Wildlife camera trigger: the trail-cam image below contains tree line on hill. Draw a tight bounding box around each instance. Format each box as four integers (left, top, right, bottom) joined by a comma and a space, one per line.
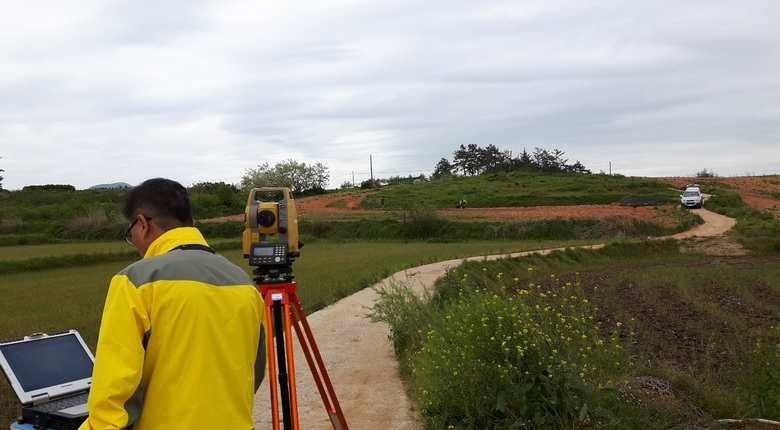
0, 145, 588, 196
431, 145, 590, 179
345, 146, 593, 189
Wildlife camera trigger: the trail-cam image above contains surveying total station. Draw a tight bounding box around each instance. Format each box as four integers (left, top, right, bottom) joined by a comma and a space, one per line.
243, 187, 348, 430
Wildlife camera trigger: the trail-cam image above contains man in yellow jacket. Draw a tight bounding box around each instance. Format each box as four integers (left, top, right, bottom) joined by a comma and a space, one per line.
79, 178, 266, 430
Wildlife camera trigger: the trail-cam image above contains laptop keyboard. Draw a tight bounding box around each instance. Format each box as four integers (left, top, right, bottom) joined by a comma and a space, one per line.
33, 392, 89, 412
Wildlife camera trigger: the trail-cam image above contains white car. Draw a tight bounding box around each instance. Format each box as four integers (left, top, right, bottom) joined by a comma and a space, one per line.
681, 186, 704, 209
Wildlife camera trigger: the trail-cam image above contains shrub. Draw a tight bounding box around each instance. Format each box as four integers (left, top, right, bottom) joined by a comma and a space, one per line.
360, 179, 382, 189
694, 168, 718, 178
67, 210, 108, 235
373, 269, 633, 429
370, 280, 435, 362
61, 209, 125, 241
0, 217, 23, 234
403, 207, 452, 239
308, 219, 330, 237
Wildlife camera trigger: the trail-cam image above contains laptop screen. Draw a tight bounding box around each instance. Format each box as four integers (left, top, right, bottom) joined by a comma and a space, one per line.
0, 332, 94, 392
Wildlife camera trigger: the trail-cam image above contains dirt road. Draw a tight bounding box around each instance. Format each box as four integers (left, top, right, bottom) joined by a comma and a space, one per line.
251, 208, 737, 429
667, 207, 735, 239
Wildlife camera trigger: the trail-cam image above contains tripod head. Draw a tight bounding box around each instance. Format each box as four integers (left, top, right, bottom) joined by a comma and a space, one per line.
253, 267, 295, 285
242, 187, 303, 285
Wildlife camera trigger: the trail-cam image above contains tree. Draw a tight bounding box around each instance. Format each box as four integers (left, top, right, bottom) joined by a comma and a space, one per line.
0, 157, 4, 191
565, 160, 591, 174
464, 144, 481, 175
187, 182, 244, 217
531, 148, 564, 172
432, 145, 591, 180
477, 144, 509, 174
189, 181, 242, 207
240, 160, 330, 193
309, 161, 330, 190
513, 148, 534, 172
241, 162, 271, 190
452, 144, 483, 176
431, 158, 454, 179
452, 145, 470, 176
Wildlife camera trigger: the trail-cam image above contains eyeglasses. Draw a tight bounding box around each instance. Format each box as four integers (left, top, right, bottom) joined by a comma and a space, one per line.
124, 216, 151, 245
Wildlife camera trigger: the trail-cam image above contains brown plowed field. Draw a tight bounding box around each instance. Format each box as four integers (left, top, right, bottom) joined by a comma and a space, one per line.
205, 176, 779, 224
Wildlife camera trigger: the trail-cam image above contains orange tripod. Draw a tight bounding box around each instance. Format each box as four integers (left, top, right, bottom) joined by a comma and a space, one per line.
259, 281, 349, 430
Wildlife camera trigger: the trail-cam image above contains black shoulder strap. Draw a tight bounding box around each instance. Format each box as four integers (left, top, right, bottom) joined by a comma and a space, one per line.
171, 244, 215, 254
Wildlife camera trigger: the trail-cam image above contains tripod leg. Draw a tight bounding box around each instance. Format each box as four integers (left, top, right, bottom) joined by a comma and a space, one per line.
272, 299, 294, 430
289, 292, 349, 430
261, 282, 348, 430
283, 300, 300, 429
265, 298, 280, 429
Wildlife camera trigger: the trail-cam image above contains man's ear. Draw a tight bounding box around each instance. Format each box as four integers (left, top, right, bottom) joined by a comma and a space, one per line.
139, 216, 157, 240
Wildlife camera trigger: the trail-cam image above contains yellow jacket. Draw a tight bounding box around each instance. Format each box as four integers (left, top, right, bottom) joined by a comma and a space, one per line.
79, 228, 266, 430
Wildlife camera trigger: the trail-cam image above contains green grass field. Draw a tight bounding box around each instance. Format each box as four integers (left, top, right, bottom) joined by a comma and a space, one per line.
0, 239, 578, 340
2, 172, 779, 428
1, 239, 573, 425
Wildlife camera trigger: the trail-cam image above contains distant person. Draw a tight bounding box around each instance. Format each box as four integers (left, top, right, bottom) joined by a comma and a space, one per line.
79, 178, 266, 430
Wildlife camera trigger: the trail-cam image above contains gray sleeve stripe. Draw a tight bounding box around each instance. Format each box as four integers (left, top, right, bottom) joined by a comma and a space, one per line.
123, 358, 146, 427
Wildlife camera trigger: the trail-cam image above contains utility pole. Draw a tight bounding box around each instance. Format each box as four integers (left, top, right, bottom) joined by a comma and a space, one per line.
370, 155, 373, 183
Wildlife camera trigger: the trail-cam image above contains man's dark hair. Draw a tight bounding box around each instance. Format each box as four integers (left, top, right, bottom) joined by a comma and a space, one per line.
123, 178, 194, 230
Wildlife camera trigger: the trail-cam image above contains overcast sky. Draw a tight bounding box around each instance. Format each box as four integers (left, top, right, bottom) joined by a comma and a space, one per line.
1, 0, 778, 190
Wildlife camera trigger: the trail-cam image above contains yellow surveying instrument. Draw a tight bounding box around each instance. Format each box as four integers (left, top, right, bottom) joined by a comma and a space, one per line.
243, 187, 348, 430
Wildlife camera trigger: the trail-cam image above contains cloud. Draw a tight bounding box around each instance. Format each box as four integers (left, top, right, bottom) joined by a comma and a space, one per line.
1, 0, 779, 190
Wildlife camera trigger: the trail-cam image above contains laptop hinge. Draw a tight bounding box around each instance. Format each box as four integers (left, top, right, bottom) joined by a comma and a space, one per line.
31, 393, 50, 406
